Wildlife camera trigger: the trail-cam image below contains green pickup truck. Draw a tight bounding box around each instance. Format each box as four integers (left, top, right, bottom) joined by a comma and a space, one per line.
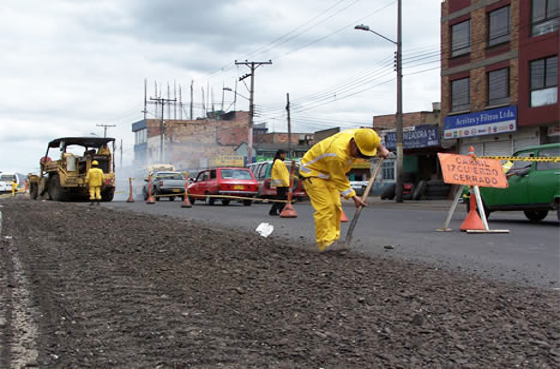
465, 143, 560, 222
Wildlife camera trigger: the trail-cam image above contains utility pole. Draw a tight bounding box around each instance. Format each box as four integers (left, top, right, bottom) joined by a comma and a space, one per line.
143, 78, 147, 119
190, 80, 194, 120
235, 60, 272, 164
120, 139, 123, 169
395, 0, 404, 202
150, 97, 176, 163
96, 124, 116, 138
286, 93, 292, 159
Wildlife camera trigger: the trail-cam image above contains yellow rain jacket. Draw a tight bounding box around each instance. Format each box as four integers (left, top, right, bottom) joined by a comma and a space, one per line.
300, 129, 380, 251
271, 159, 290, 187
86, 167, 104, 187
98, 146, 110, 155
300, 129, 378, 199
11, 180, 18, 196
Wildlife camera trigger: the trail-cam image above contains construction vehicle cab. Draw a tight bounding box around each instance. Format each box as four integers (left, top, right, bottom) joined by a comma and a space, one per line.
29, 137, 116, 201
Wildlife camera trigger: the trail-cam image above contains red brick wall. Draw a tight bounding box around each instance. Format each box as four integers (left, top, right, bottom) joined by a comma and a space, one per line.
373, 111, 440, 129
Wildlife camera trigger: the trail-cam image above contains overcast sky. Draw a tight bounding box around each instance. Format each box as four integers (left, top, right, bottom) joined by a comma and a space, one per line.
0, 0, 441, 174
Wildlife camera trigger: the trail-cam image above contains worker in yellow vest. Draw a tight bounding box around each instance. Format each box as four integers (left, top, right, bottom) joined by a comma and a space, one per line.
269, 149, 290, 216
300, 128, 389, 252
86, 160, 104, 205
11, 179, 18, 197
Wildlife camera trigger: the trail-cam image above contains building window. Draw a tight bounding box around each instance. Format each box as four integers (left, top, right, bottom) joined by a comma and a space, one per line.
488, 68, 509, 106
382, 160, 395, 181
451, 77, 470, 112
135, 128, 147, 145
532, 0, 559, 36
488, 6, 510, 46
451, 20, 470, 57
530, 56, 558, 107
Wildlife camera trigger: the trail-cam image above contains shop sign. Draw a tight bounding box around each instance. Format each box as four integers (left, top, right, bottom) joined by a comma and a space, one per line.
383, 125, 440, 150
444, 106, 517, 139
209, 155, 244, 167
548, 126, 560, 137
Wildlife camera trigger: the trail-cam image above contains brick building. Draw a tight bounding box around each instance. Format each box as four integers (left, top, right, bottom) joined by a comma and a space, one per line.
132, 111, 250, 171
441, 0, 559, 156
373, 103, 444, 184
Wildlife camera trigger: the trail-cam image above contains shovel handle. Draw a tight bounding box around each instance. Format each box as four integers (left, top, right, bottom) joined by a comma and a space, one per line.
344, 158, 385, 248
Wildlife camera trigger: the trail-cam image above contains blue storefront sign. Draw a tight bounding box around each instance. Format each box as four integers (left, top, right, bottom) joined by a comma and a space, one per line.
443, 105, 517, 139
383, 125, 440, 150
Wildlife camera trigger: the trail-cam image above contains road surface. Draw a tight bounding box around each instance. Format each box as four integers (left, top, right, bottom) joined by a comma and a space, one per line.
107, 199, 560, 289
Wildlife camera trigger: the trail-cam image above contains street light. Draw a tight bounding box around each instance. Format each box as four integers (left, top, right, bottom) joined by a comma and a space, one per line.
354, 0, 403, 202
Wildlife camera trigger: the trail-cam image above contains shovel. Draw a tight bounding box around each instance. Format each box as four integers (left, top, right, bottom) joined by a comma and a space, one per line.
344, 157, 385, 249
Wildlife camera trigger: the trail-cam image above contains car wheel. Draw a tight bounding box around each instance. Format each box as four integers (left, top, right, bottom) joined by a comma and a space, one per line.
143, 188, 148, 201
523, 210, 548, 222
189, 196, 195, 205
243, 199, 252, 206
205, 192, 215, 206
169, 196, 175, 201
221, 199, 230, 206
412, 180, 427, 201
380, 184, 396, 200
557, 206, 559, 221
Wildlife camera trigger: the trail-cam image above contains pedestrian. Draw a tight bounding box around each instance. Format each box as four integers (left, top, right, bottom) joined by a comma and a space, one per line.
11, 179, 18, 197
300, 128, 389, 252
269, 149, 290, 216
86, 160, 104, 205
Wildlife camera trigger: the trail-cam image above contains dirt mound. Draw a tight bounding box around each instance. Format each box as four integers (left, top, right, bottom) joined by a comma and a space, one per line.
1, 198, 559, 368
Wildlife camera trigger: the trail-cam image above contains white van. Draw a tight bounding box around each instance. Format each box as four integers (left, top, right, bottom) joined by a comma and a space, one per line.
0, 172, 23, 194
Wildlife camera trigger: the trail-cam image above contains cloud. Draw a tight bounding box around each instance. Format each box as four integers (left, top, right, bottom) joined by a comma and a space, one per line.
0, 0, 442, 173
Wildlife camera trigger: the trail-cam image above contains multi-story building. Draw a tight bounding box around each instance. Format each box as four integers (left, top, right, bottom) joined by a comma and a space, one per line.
441, 0, 559, 156
131, 111, 251, 171
373, 103, 444, 183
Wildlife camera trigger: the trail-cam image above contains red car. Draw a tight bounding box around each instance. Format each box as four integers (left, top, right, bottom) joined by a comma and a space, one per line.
187, 167, 259, 206
247, 160, 307, 200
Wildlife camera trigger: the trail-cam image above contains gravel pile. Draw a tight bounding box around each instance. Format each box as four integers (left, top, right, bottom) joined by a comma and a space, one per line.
0, 198, 558, 368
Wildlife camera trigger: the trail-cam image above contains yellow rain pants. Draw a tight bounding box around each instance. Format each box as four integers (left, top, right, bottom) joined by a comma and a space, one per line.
303, 177, 342, 251
89, 187, 101, 201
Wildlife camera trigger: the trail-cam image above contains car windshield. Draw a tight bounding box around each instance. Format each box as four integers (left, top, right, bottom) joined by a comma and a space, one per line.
156, 173, 183, 180
0, 175, 15, 182
220, 169, 253, 180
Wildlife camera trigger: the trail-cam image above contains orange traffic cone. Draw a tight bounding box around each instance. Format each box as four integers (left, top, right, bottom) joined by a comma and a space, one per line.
460, 194, 484, 231
126, 177, 134, 203
280, 161, 298, 218
146, 175, 156, 205
181, 179, 192, 208
340, 209, 348, 223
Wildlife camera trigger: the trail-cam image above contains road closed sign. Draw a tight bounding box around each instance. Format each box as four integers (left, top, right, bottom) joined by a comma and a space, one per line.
438, 153, 508, 188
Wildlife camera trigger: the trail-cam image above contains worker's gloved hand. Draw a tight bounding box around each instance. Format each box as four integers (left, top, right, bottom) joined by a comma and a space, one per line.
352, 196, 367, 208
377, 145, 390, 158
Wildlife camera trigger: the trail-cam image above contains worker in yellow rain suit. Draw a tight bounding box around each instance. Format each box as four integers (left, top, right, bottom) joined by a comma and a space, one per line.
97, 144, 110, 155
86, 160, 104, 205
11, 179, 18, 197
269, 149, 290, 216
300, 128, 389, 252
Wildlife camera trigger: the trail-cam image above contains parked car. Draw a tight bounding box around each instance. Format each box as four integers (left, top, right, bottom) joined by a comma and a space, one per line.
143, 171, 186, 201
465, 143, 560, 221
187, 167, 259, 206
247, 160, 307, 200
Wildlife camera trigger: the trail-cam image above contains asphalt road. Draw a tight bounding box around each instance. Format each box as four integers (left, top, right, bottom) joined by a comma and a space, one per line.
107, 198, 560, 289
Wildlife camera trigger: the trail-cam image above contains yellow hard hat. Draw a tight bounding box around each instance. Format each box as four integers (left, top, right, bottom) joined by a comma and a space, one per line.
92, 160, 99, 166
354, 128, 380, 157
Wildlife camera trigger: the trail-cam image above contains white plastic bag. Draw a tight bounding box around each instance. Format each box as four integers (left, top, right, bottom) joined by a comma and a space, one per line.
255, 222, 274, 238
